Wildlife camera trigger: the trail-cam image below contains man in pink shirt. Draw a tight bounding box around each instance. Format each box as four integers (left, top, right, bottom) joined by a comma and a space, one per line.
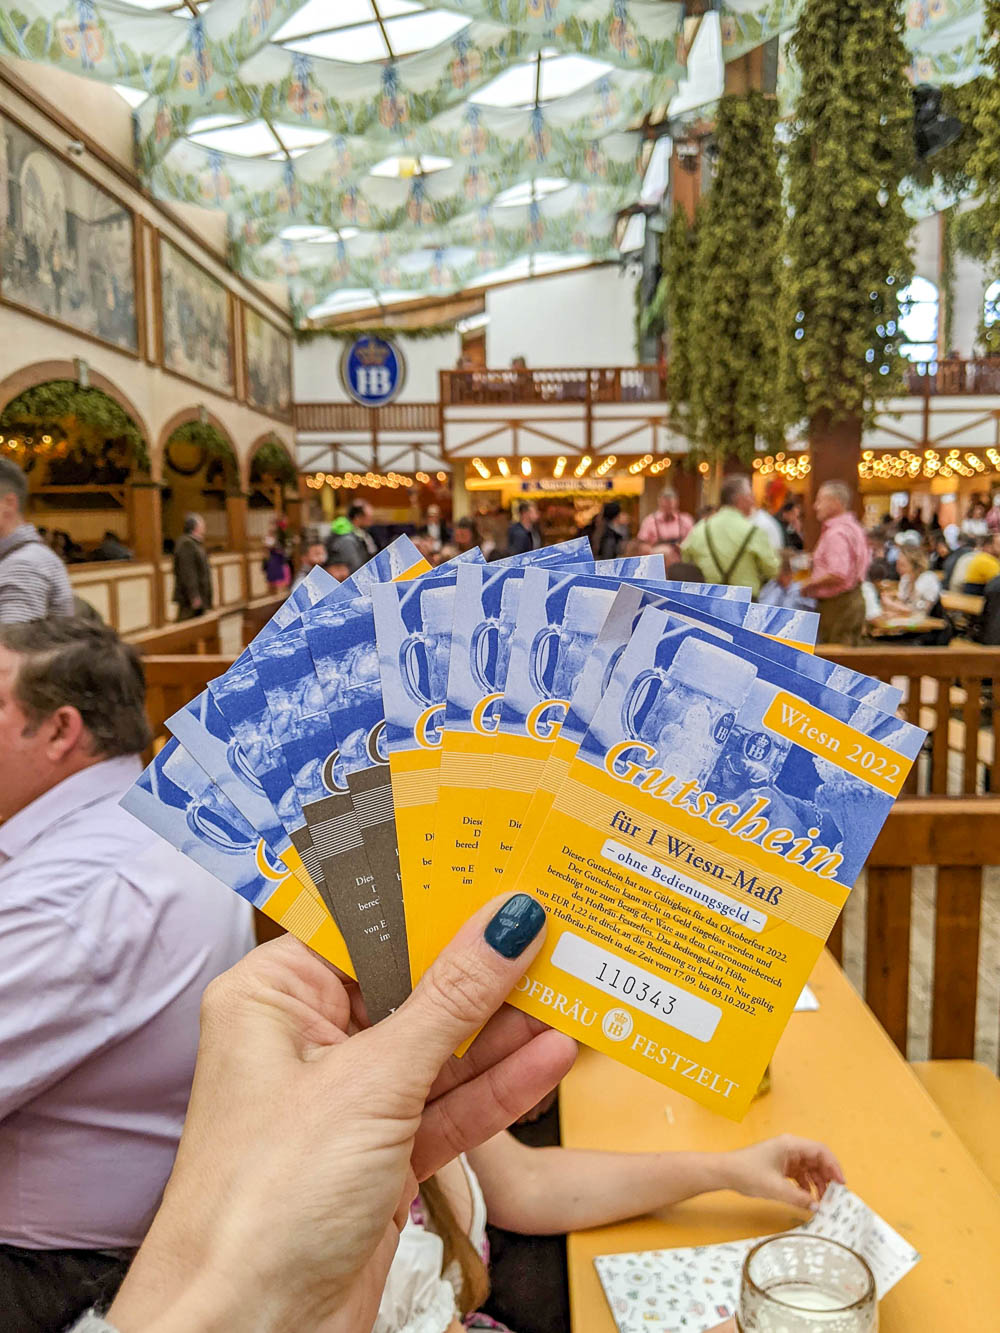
802, 480, 870, 645
637, 486, 694, 564
0, 618, 252, 1331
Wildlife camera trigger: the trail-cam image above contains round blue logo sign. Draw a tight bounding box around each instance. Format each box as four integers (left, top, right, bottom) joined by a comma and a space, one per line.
340, 335, 406, 407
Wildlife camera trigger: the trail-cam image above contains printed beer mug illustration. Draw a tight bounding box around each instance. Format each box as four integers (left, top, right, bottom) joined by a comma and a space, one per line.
399, 585, 453, 708
529, 586, 618, 702
162, 744, 259, 858
706, 679, 792, 802
620, 637, 757, 784
469, 576, 521, 698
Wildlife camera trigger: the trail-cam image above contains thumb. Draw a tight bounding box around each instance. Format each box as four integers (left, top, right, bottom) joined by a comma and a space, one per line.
374, 893, 548, 1094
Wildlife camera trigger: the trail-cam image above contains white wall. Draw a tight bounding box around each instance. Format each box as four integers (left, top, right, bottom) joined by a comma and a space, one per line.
910, 211, 995, 357
486, 266, 637, 367
293, 333, 461, 402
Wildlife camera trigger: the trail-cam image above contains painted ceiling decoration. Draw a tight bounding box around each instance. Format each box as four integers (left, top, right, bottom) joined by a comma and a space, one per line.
0, 0, 987, 322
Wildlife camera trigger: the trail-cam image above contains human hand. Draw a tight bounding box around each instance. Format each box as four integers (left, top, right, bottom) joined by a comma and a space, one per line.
108, 893, 576, 1333
724, 1135, 845, 1212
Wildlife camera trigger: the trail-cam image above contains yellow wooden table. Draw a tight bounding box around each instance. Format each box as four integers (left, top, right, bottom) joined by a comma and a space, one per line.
561, 951, 1000, 1332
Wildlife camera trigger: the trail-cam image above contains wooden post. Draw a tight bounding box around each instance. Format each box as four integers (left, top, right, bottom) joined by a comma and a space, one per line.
129, 481, 165, 626
226, 492, 250, 601
806, 411, 863, 546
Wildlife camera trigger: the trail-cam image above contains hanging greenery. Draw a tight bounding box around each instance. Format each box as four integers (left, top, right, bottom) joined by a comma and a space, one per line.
941, 206, 957, 355
294, 323, 459, 344
785, 0, 914, 432
169, 419, 236, 461
0, 381, 149, 472
660, 205, 700, 438
964, 2, 1000, 272
252, 437, 298, 485
686, 92, 790, 462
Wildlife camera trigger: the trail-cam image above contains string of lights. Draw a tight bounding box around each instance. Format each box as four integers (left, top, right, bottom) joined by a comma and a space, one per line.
306, 470, 448, 490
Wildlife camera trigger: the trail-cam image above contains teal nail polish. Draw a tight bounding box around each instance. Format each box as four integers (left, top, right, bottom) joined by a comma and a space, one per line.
484, 894, 546, 959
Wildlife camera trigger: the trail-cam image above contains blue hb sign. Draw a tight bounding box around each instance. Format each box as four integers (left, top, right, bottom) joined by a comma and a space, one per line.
340, 335, 406, 407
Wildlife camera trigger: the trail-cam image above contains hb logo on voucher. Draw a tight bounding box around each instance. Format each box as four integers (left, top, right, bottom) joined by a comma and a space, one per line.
602, 1007, 634, 1042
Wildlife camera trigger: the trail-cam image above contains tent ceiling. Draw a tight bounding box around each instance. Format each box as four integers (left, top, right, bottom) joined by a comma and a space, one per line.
0, 0, 987, 323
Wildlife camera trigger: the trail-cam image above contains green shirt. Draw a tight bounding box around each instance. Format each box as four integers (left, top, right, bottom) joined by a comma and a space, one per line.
681, 507, 780, 597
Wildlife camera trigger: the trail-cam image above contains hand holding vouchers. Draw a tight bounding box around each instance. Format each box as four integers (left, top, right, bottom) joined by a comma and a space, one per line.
120, 535, 924, 1115
500, 606, 922, 1117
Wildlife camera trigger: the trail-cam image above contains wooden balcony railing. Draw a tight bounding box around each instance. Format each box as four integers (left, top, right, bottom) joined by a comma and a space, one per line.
295, 401, 439, 432
903, 357, 1000, 395
440, 365, 669, 407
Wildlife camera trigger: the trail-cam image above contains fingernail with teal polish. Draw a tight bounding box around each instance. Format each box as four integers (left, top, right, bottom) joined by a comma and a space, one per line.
484, 894, 546, 959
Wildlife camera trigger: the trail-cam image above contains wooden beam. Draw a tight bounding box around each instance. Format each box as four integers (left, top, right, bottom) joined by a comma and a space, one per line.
867, 800, 1000, 867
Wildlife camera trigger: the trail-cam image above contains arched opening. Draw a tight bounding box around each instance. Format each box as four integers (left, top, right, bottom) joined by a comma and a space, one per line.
160, 418, 240, 551
898, 276, 940, 363
248, 434, 298, 547
0, 379, 148, 562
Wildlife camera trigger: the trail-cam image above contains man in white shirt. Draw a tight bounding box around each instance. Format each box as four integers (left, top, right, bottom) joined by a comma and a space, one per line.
0, 618, 253, 1332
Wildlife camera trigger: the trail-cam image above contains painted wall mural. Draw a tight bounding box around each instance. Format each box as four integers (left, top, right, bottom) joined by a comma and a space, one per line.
244, 305, 292, 418
0, 116, 137, 352
160, 237, 233, 393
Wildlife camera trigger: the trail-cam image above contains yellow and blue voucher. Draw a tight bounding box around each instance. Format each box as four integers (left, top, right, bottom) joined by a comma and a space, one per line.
502, 604, 923, 1119
121, 537, 924, 1114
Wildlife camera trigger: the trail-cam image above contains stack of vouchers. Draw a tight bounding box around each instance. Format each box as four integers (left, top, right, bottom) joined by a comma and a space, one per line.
123, 535, 925, 1118
594, 1183, 921, 1331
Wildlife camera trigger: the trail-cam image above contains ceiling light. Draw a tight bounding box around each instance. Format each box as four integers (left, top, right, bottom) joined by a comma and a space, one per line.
553, 456, 566, 479
521, 457, 532, 476
497, 458, 510, 478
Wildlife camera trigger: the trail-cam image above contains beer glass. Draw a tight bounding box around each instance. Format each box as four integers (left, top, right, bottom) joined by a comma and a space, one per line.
738, 1236, 877, 1333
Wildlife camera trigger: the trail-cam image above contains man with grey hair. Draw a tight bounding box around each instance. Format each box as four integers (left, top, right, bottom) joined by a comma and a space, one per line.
0, 458, 74, 623
172, 512, 213, 620
0, 618, 251, 1330
802, 481, 869, 645
637, 484, 693, 562
681, 474, 779, 596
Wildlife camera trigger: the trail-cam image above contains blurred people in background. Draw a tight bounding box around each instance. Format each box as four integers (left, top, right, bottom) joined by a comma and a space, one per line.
586, 501, 629, 560
172, 513, 212, 621
778, 499, 805, 551
91, 530, 133, 562
959, 532, 1000, 594
801, 481, 869, 646
636, 487, 693, 564
665, 560, 704, 583
625, 538, 653, 557
0, 619, 252, 1331
988, 493, 1000, 534
929, 530, 953, 573
421, 504, 450, 554
682, 476, 779, 597
291, 539, 330, 591
880, 547, 942, 617
507, 501, 542, 555
751, 499, 784, 553
758, 556, 815, 611
866, 532, 894, 582
961, 497, 989, 541
0, 459, 74, 623
453, 517, 482, 554
263, 528, 291, 593
327, 501, 378, 573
